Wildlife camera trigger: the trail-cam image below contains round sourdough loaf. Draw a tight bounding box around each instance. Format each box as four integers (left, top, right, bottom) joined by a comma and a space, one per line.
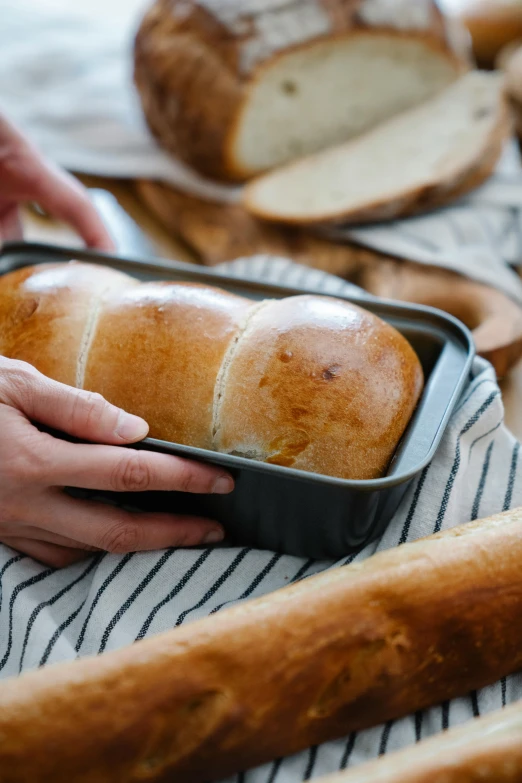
133, 0, 467, 182
0, 262, 423, 480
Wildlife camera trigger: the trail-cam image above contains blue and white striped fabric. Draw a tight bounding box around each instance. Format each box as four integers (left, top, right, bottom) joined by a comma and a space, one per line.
1, 257, 521, 782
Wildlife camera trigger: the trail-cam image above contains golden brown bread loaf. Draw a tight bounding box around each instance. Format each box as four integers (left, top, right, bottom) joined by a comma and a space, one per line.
134, 0, 467, 181
0, 261, 423, 480
2, 508, 522, 782
314, 699, 522, 783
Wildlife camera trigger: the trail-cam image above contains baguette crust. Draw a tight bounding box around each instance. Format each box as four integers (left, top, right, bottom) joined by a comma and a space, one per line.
316, 700, 522, 782
135, 177, 379, 274
2, 509, 522, 781
133, 0, 464, 181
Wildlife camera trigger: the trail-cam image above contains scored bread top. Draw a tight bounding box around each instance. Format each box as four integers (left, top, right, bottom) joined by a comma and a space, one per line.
0, 263, 134, 388
85, 282, 252, 450
216, 295, 423, 479
0, 261, 423, 479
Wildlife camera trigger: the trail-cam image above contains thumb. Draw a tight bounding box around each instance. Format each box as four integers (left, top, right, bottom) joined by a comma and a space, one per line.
8, 363, 149, 444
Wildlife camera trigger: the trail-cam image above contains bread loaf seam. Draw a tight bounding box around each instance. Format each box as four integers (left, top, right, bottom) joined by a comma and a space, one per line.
76, 285, 115, 389
211, 299, 270, 447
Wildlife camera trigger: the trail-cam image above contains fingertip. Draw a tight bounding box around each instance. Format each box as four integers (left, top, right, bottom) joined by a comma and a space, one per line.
35, 163, 117, 254
212, 475, 235, 494
164, 517, 225, 548
115, 412, 150, 442
85, 230, 117, 254
202, 528, 225, 545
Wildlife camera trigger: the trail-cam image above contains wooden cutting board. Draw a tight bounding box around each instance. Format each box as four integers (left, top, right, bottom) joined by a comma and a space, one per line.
135, 179, 522, 378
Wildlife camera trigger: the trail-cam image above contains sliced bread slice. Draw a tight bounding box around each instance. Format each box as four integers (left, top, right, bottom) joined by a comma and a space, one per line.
243, 71, 510, 226
228, 32, 463, 180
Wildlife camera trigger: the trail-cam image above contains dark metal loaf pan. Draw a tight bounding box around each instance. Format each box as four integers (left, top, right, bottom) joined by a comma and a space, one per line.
0, 242, 475, 559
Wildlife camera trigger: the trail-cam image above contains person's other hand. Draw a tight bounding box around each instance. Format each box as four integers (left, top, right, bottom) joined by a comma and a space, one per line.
0, 113, 114, 251
0, 357, 231, 568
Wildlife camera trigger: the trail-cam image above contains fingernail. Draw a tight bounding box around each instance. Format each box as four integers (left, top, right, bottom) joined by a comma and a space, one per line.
115, 412, 149, 441
204, 529, 224, 545
212, 476, 234, 494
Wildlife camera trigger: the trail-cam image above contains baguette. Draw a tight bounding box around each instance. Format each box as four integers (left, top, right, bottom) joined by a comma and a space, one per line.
3, 508, 522, 782
243, 71, 510, 226
134, 0, 466, 181
0, 261, 423, 480
314, 699, 522, 783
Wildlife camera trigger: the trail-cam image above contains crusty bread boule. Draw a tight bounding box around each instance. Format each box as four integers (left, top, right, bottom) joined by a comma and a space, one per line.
133, 0, 466, 182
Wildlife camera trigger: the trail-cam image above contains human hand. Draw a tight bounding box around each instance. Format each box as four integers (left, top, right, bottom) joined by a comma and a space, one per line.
0, 113, 114, 251
0, 357, 232, 568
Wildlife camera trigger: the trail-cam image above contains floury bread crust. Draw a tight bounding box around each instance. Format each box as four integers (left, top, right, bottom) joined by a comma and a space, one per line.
243, 71, 511, 226
0, 261, 423, 480
2, 509, 522, 781
133, 0, 467, 181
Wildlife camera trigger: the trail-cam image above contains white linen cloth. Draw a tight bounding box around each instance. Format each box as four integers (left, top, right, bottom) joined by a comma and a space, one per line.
1, 256, 522, 783
1, 0, 522, 301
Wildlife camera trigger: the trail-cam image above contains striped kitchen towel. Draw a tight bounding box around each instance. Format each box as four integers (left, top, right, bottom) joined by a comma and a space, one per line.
0, 256, 521, 782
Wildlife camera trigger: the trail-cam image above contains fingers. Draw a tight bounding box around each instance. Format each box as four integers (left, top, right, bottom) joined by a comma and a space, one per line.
3, 363, 150, 444
0, 113, 114, 252
42, 439, 234, 495
1, 537, 90, 569
0, 204, 23, 244
0, 358, 232, 558
0, 367, 234, 493
39, 492, 224, 553
32, 160, 115, 252
21, 526, 100, 552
